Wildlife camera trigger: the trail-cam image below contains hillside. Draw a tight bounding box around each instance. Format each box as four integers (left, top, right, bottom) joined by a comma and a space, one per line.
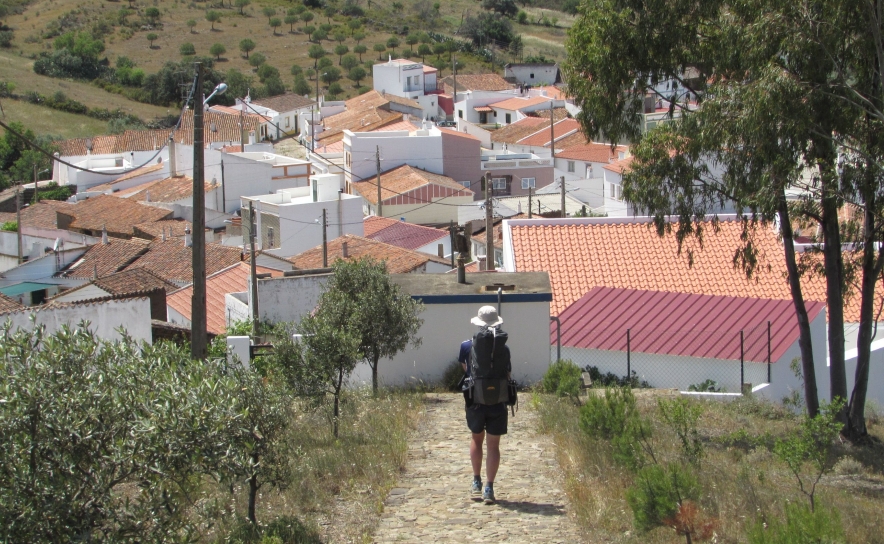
0, 0, 570, 139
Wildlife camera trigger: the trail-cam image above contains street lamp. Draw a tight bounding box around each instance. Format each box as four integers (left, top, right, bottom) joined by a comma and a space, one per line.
191, 66, 227, 360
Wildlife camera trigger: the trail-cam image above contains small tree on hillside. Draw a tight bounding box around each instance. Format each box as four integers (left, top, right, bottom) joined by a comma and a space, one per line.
179, 42, 196, 56
248, 52, 266, 68
326, 258, 424, 395
239, 38, 256, 59
285, 14, 298, 33
341, 54, 358, 71
334, 44, 349, 64
269, 17, 282, 35
405, 33, 419, 53
146, 33, 158, 48
354, 44, 367, 61
417, 43, 431, 62
144, 6, 161, 24
352, 30, 366, 44
374, 42, 386, 60
205, 10, 222, 30
209, 42, 226, 60
186, 19, 197, 33
348, 66, 366, 87
308, 43, 327, 69
327, 82, 343, 99
262, 6, 276, 22
300, 10, 314, 32
386, 36, 399, 57
293, 74, 311, 95
235, 0, 250, 15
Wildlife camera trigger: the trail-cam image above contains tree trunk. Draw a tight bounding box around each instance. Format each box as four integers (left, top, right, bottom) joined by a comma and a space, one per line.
371, 356, 379, 396
779, 194, 820, 417
821, 174, 847, 413
248, 452, 259, 524
334, 366, 343, 438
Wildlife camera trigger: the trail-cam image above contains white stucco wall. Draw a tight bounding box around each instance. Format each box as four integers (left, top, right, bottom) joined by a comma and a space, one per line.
255, 274, 331, 325
1, 297, 152, 344
349, 299, 552, 387
344, 128, 445, 183
842, 337, 884, 407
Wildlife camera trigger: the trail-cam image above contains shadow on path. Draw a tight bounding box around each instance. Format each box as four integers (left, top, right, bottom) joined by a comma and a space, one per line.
494, 499, 568, 516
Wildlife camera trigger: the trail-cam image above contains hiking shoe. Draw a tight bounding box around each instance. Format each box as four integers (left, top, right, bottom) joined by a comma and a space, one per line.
482, 485, 495, 504
470, 479, 482, 497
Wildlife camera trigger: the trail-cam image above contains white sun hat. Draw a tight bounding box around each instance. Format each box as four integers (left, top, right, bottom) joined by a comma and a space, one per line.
470, 305, 503, 327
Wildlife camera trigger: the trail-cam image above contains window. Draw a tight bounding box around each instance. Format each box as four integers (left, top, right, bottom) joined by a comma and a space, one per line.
609, 183, 623, 201
345, 152, 351, 168
492, 178, 507, 190
618, 151, 626, 160
406, 76, 412, 86
460, 181, 471, 188
530, 73, 535, 79
586, 164, 593, 178
505, 113, 511, 124
415, 75, 420, 86
458, 109, 463, 119
521, 177, 535, 189
567, 161, 575, 173
285, 116, 290, 128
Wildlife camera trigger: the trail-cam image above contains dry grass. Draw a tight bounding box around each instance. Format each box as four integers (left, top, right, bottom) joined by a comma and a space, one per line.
204, 388, 424, 544
536, 391, 884, 543
0, 97, 108, 137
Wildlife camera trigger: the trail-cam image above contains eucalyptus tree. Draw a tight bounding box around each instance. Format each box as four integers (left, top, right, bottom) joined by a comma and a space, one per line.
564, 0, 884, 437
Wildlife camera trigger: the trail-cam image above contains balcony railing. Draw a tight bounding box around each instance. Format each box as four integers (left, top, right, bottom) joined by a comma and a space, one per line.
480, 158, 552, 169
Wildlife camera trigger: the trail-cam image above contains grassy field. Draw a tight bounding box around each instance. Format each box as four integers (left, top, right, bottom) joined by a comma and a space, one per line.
1, 97, 109, 137
537, 390, 884, 543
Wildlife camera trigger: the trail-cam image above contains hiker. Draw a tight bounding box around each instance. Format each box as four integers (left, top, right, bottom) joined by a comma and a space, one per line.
458, 305, 511, 505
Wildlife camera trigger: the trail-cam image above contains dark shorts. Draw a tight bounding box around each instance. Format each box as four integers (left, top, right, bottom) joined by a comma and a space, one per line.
466, 403, 508, 436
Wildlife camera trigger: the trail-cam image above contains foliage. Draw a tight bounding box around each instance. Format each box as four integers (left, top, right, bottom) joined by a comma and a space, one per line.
180, 42, 196, 56
658, 397, 704, 466
440, 360, 464, 392
206, 10, 222, 30
580, 386, 653, 470
146, 32, 158, 48
664, 501, 717, 543
688, 379, 722, 393
0, 30, 12, 48
773, 399, 844, 511
293, 75, 311, 96
257, 63, 279, 82
1, 221, 16, 232
210, 43, 227, 60
746, 502, 845, 544
482, 0, 518, 17
221, 515, 321, 543
347, 66, 366, 86
461, 12, 516, 47
0, 122, 57, 191
541, 359, 582, 398
584, 365, 651, 388
626, 463, 700, 533
321, 258, 424, 395
34, 182, 72, 202
240, 38, 256, 59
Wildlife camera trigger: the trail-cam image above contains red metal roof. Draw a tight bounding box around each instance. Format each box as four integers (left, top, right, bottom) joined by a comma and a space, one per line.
553, 287, 825, 363
363, 216, 448, 250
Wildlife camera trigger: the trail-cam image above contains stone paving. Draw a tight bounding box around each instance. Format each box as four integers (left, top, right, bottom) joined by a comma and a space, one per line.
373, 393, 584, 543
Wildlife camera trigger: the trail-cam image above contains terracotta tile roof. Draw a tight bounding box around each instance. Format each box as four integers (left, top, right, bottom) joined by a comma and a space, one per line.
62, 195, 173, 237
517, 119, 581, 147
166, 262, 280, 334
125, 176, 215, 203
557, 142, 628, 163
363, 216, 448, 251
603, 156, 634, 174
490, 117, 548, 144
124, 239, 244, 285
57, 112, 262, 157
93, 267, 179, 295
252, 93, 317, 113
91, 164, 165, 190
531, 107, 571, 121
489, 95, 554, 111
317, 91, 414, 144
59, 238, 151, 279
439, 127, 481, 141
553, 131, 591, 149
557, 287, 826, 363
132, 219, 195, 240
0, 293, 24, 313
9, 200, 77, 230
508, 217, 856, 319
209, 105, 271, 122
289, 234, 450, 274
441, 74, 514, 93
534, 86, 567, 100
350, 165, 471, 205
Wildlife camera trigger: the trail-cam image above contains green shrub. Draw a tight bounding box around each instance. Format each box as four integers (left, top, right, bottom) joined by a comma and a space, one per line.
688, 379, 722, 392
746, 502, 844, 544
626, 463, 700, 532
440, 360, 464, 392
585, 365, 651, 388
179, 42, 196, 56
542, 359, 582, 397
579, 386, 637, 440
1, 221, 16, 232
658, 397, 704, 465
220, 515, 320, 544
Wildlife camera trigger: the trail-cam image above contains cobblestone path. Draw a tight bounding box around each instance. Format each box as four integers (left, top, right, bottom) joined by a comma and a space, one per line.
373, 393, 584, 543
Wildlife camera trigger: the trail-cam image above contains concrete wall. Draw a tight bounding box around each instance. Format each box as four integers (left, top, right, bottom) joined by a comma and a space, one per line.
456, 122, 493, 148
57, 151, 163, 190
1, 297, 152, 344
0, 248, 87, 287
440, 130, 482, 188
255, 273, 331, 325
474, 166, 554, 201
843, 337, 884, 407
382, 194, 475, 225
225, 292, 250, 327
348, 299, 552, 387
0, 231, 91, 273
505, 65, 559, 86
344, 129, 445, 183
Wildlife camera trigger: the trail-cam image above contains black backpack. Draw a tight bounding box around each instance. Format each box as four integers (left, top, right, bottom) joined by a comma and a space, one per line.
468, 327, 510, 405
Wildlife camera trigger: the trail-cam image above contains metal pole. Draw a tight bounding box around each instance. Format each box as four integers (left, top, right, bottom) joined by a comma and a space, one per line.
240, 108, 245, 153
497, 287, 502, 317
449, 219, 455, 269
549, 316, 561, 364
485, 171, 495, 271
15, 185, 22, 264
191, 62, 208, 360
767, 321, 772, 383
322, 208, 328, 268
627, 328, 631, 378
740, 329, 745, 394
220, 159, 226, 214
560, 175, 566, 218
376, 145, 382, 217
33, 164, 38, 204
528, 186, 532, 218
249, 201, 259, 336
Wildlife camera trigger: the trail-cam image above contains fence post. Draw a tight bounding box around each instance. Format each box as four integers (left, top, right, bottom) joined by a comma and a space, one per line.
740, 329, 745, 395
627, 328, 631, 378
767, 320, 772, 383
549, 316, 561, 365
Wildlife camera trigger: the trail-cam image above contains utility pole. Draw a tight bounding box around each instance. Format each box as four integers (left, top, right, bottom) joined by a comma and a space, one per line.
485, 171, 495, 272
549, 99, 555, 165
449, 219, 455, 269
375, 145, 382, 217
33, 164, 38, 204
452, 53, 457, 105
220, 159, 226, 214
15, 184, 22, 264
321, 207, 328, 267
191, 62, 208, 360
528, 186, 532, 219
249, 200, 259, 336
240, 108, 245, 152
560, 175, 566, 218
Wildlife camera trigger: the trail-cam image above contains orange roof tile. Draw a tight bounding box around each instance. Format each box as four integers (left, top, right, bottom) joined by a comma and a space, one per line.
166, 262, 280, 334
251, 93, 316, 113
289, 234, 450, 274
59, 238, 151, 279
132, 219, 195, 240
124, 239, 244, 285
557, 142, 629, 163
441, 74, 514, 93
517, 119, 581, 147
508, 218, 872, 321
489, 95, 554, 111
490, 117, 548, 144
363, 216, 448, 250
351, 164, 470, 205
10, 200, 76, 230
61, 195, 173, 237
0, 293, 24, 313
603, 156, 634, 174
125, 176, 214, 203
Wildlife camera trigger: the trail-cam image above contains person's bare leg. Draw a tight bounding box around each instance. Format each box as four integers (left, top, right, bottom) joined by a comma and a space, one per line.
485, 433, 501, 483
470, 431, 485, 478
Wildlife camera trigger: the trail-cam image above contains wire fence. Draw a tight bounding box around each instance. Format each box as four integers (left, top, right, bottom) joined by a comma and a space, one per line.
551, 321, 774, 394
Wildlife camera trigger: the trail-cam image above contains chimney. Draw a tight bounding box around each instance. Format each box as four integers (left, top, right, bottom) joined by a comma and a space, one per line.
168, 136, 177, 177
101, 225, 108, 245
249, 131, 256, 145
342, 241, 349, 258
478, 256, 487, 271
437, 243, 444, 258
145, 190, 151, 202
161, 227, 166, 242
93, 263, 98, 280
184, 225, 192, 248
403, 113, 408, 122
